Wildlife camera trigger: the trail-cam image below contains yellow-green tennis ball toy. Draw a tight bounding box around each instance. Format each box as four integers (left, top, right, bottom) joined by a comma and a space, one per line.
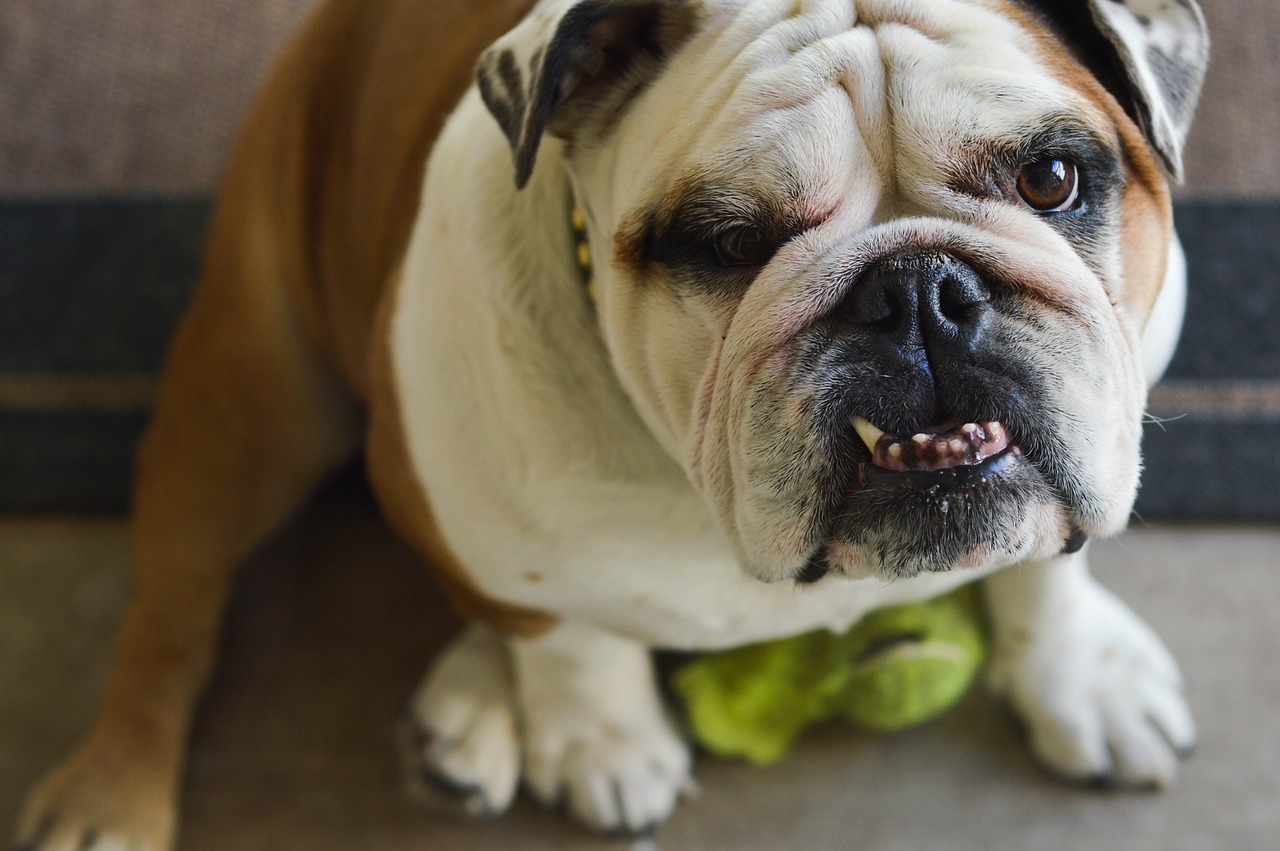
832, 587, 986, 732
671, 587, 986, 765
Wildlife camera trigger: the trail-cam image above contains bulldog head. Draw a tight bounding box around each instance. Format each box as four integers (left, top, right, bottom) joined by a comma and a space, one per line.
478, 0, 1208, 582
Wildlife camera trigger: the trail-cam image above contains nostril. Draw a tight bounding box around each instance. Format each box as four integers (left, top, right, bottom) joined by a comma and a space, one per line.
860, 288, 893, 323
847, 268, 916, 337
942, 278, 988, 322
933, 266, 991, 327
839, 252, 989, 354
873, 289, 908, 334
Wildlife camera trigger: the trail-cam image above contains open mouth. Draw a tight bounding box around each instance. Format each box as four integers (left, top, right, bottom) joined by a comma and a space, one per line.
851, 416, 1021, 483
796, 418, 1049, 583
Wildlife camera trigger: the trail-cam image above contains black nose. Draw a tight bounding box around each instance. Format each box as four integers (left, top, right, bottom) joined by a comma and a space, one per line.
844, 251, 992, 364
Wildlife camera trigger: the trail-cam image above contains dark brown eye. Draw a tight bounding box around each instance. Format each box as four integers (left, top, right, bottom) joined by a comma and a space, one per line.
1016, 158, 1079, 212
712, 226, 773, 267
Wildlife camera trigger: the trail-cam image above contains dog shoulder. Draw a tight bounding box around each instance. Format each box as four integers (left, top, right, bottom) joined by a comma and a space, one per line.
217, 0, 538, 399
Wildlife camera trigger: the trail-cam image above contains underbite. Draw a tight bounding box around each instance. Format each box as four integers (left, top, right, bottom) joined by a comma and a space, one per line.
852, 416, 1014, 472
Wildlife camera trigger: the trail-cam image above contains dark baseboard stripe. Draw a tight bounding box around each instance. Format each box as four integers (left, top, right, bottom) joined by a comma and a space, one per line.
0, 196, 207, 374
0, 411, 148, 511
1170, 199, 1280, 381
1, 197, 1277, 515
1139, 421, 1280, 520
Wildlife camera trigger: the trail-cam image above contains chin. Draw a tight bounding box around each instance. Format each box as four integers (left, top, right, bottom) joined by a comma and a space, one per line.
795, 418, 1081, 582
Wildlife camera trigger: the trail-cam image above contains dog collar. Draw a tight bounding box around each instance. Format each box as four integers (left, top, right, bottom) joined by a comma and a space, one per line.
570, 204, 595, 301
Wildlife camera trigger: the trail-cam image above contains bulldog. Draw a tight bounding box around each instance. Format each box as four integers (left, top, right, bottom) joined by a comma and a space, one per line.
17, 0, 1209, 846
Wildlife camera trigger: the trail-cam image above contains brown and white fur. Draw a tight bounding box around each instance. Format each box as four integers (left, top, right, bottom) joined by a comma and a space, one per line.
16, 0, 1208, 846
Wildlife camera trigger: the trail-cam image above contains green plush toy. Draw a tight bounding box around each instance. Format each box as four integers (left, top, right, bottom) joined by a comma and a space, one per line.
670, 587, 987, 766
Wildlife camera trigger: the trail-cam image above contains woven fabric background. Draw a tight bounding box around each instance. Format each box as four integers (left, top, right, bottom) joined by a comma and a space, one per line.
1, 0, 1275, 195
1, 0, 1278, 513
0, 0, 316, 194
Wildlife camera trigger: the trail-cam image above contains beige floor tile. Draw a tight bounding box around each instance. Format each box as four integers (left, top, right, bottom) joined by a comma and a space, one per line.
3, 481, 1278, 850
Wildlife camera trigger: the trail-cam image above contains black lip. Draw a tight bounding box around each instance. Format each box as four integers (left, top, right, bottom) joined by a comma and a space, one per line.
795, 548, 831, 584
861, 445, 1022, 491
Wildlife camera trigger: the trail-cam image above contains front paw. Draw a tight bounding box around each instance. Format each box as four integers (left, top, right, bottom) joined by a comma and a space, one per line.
986, 579, 1196, 788
399, 626, 522, 819
512, 627, 694, 835
15, 728, 177, 851
522, 705, 693, 836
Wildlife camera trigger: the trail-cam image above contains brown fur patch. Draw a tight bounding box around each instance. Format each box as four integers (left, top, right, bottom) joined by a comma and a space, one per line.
610, 166, 715, 283
1113, 120, 1175, 320
216, 0, 557, 635
612, 209, 653, 278
995, 0, 1172, 322
225, 0, 538, 402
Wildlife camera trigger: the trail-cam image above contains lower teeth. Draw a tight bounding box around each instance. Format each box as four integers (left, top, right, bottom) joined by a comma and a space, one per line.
871, 422, 1008, 472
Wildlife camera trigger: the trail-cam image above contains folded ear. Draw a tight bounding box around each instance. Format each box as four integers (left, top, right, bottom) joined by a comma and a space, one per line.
1028, 0, 1209, 180
1088, 0, 1209, 179
477, 0, 698, 189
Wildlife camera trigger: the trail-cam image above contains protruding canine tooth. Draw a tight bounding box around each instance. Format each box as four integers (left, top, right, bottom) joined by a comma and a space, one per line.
851, 416, 886, 453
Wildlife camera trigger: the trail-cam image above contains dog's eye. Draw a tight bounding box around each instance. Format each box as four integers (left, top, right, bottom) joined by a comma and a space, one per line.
1016, 158, 1079, 213
712, 226, 773, 267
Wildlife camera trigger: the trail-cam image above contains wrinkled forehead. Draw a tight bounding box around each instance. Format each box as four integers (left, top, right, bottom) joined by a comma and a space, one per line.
599, 0, 1110, 210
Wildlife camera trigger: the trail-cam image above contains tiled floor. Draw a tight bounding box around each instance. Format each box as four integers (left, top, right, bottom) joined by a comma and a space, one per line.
3, 480, 1278, 850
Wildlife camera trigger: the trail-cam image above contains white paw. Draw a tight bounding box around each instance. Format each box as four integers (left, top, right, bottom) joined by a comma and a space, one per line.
522, 708, 692, 835
399, 625, 521, 819
513, 628, 694, 835
986, 578, 1196, 788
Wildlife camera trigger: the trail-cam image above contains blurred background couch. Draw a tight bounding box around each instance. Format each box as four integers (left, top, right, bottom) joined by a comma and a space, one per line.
1, 0, 1278, 517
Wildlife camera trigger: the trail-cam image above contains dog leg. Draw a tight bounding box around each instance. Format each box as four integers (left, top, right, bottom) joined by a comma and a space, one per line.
15, 248, 360, 851
399, 624, 522, 819
983, 548, 1197, 788
509, 623, 693, 836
